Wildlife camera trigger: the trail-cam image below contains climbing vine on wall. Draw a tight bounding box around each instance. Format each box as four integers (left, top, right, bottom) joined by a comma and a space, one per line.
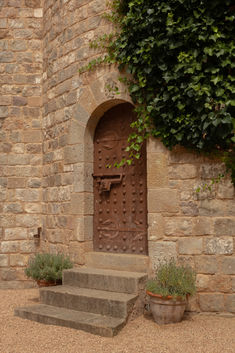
82, 0, 235, 184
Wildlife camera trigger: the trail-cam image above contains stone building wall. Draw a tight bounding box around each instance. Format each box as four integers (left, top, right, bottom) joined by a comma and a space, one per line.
0, 0, 234, 314
0, 0, 43, 288
147, 139, 235, 313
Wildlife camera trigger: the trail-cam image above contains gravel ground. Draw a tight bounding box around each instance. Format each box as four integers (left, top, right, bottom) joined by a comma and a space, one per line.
0, 288, 234, 353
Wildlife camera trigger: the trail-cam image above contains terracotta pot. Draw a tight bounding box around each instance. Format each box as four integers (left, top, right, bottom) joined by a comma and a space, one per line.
36, 279, 56, 287
146, 290, 187, 325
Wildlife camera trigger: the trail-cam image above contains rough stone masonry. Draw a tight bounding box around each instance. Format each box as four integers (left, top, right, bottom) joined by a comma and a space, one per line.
0, 0, 234, 314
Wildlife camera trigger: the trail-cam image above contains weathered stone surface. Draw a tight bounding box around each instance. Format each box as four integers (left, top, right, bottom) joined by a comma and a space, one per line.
0, 254, 8, 267
164, 217, 193, 236
197, 274, 231, 293
147, 153, 168, 187
148, 213, 164, 241
225, 295, 235, 313
204, 237, 233, 255
4, 228, 27, 240
149, 241, 177, 268
214, 218, 235, 236
221, 257, 235, 275
3, 203, 23, 214
25, 0, 42, 8
217, 180, 234, 199
0, 106, 8, 118
199, 293, 224, 312
181, 201, 199, 216
178, 238, 203, 255
148, 189, 179, 213
195, 256, 218, 274
1, 241, 21, 253
169, 164, 197, 179
10, 254, 28, 267
192, 217, 212, 235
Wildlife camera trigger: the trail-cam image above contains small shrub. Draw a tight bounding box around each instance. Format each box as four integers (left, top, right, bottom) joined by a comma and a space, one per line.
146, 258, 196, 299
25, 253, 73, 282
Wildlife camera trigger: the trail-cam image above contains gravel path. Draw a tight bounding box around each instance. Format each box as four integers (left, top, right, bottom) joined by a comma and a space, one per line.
0, 288, 234, 353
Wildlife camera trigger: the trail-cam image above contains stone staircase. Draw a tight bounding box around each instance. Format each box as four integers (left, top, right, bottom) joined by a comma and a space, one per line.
15, 252, 148, 337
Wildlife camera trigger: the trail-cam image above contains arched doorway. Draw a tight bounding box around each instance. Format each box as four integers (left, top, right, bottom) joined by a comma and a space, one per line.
93, 103, 148, 255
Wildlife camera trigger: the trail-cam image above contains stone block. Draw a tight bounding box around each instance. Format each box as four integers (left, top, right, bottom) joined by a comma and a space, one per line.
10, 254, 28, 267
0, 52, 14, 63
73, 162, 93, 193
169, 164, 197, 179
68, 120, 85, 145
78, 86, 97, 115
20, 240, 37, 253
34, 9, 43, 17
27, 178, 41, 188
149, 241, 177, 268
68, 241, 93, 265
148, 189, 179, 213
0, 106, 8, 118
0, 269, 18, 281
15, 189, 40, 202
24, 203, 42, 213
15, 214, 41, 227
0, 189, 6, 201
4, 228, 27, 240
214, 218, 235, 236
147, 153, 168, 187
178, 238, 203, 255
192, 217, 212, 235
1, 241, 21, 253
23, 130, 42, 143
199, 200, 227, 217
74, 216, 93, 242
0, 254, 8, 267
3, 203, 23, 214
11, 40, 27, 51
221, 257, 235, 275
148, 213, 164, 241
8, 154, 30, 165
25, 0, 42, 7
225, 295, 235, 313
64, 144, 84, 164
226, 200, 235, 216
200, 163, 225, 179
13, 96, 27, 106
197, 274, 231, 293
199, 293, 224, 312
70, 192, 93, 215
28, 96, 42, 107
164, 217, 193, 236
232, 277, 235, 292
7, 177, 26, 188
0, 177, 7, 187
204, 237, 233, 255
181, 201, 199, 216
217, 180, 234, 199
0, 96, 11, 105
195, 255, 218, 274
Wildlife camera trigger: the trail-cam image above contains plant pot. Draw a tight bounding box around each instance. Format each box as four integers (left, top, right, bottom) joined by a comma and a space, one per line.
36, 280, 57, 287
146, 290, 187, 325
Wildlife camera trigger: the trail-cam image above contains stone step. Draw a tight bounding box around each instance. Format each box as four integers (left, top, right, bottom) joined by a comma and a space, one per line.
15, 304, 125, 337
85, 252, 149, 273
63, 267, 147, 294
40, 285, 138, 319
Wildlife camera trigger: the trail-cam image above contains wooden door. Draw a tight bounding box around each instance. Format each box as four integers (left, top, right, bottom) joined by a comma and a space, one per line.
93, 103, 147, 255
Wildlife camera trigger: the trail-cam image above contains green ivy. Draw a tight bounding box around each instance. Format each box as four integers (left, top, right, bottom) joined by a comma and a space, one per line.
82, 0, 235, 185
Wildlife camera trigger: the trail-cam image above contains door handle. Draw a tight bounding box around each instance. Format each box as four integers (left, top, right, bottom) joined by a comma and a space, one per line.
93, 174, 123, 193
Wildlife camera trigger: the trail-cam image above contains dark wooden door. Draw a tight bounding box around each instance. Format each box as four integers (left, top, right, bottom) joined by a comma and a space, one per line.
93, 103, 147, 255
